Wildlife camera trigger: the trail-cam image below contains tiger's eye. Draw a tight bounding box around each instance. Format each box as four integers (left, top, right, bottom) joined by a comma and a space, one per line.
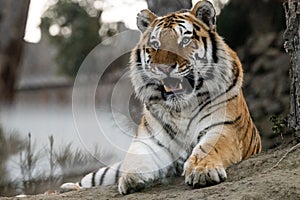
181, 37, 191, 45
150, 41, 159, 49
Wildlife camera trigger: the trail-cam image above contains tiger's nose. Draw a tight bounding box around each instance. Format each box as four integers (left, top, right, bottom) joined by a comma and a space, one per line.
155, 63, 176, 74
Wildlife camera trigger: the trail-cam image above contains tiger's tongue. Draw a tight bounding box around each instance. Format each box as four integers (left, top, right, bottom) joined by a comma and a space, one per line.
161, 77, 183, 92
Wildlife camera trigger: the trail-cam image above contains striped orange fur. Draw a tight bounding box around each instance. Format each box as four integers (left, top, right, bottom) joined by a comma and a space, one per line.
61, 0, 261, 195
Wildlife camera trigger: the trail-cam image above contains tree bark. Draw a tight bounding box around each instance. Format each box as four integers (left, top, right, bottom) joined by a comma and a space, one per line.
0, 0, 30, 104
283, 0, 300, 140
145, 0, 192, 16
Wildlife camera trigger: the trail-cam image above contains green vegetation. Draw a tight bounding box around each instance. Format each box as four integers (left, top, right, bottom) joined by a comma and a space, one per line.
40, 0, 118, 77
270, 115, 289, 139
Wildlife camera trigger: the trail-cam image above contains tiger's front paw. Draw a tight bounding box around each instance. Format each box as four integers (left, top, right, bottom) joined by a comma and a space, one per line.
118, 173, 147, 195
183, 155, 227, 188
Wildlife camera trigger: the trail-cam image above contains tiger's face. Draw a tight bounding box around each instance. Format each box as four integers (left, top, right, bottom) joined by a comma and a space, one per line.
130, 1, 236, 109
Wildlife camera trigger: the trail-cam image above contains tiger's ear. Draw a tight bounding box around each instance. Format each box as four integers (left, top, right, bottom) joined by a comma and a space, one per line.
191, 1, 216, 31
137, 9, 157, 32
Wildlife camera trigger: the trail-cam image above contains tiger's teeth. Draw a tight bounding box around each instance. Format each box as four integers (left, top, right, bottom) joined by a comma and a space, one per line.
164, 85, 171, 92
179, 83, 183, 90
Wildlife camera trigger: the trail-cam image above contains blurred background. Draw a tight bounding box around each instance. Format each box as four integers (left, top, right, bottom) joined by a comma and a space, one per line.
0, 0, 290, 196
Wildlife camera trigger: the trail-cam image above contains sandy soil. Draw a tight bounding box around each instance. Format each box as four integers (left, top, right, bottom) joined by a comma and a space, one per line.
2, 142, 300, 200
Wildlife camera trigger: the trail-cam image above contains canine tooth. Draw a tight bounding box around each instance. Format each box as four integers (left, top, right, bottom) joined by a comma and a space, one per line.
164, 85, 171, 92
179, 83, 183, 90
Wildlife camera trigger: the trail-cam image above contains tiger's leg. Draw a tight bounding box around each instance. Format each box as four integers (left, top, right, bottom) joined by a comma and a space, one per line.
183, 124, 261, 188
183, 133, 232, 188
118, 135, 175, 195
183, 129, 246, 188
60, 162, 122, 191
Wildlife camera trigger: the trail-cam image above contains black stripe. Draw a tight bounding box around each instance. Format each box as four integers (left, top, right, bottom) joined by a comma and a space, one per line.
135, 140, 158, 156
178, 24, 185, 28
199, 145, 207, 154
255, 138, 261, 154
145, 82, 158, 88
202, 37, 207, 52
206, 143, 219, 154
197, 91, 209, 97
142, 74, 151, 82
243, 127, 257, 159
188, 59, 240, 129
208, 94, 238, 110
78, 181, 82, 187
194, 24, 201, 31
242, 117, 251, 141
225, 60, 239, 92
184, 30, 192, 34
149, 108, 185, 147
177, 16, 185, 19
149, 95, 161, 101
138, 78, 157, 91
195, 53, 201, 60
174, 20, 185, 23
195, 78, 204, 90
99, 167, 109, 185
192, 96, 211, 116
135, 48, 141, 63
211, 144, 219, 154
187, 96, 212, 132
208, 31, 218, 63
91, 172, 96, 186
145, 45, 149, 53
202, 115, 241, 133
163, 123, 177, 140
197, 131, 207, 142
115, 163, 121, 183
143, 117, 149, 127
253, 141, 258, 155
186, 72, 195, 89
230, 61, 240, 89
157, 21, 163, 26
193, 29, 200, 41
149, 108, 178, 140
198, 107, 222, 125
136, 65, 143, 71
139, 83, 161, 95
152, 137, 175, 160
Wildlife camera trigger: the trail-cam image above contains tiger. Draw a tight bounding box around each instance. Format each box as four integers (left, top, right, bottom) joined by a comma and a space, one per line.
61, 0, 262, 195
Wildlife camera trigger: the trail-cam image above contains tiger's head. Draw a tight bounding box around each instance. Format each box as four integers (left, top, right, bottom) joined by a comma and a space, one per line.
130, 0, 242, 109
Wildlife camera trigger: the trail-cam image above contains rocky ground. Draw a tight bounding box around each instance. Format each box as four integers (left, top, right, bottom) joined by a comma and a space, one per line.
2, 140, 299, 200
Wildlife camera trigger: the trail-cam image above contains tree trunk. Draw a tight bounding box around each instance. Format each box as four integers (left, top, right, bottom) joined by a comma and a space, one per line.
283, 0, 300, 140
0, 0, 30, 104
146, 0, 192, 16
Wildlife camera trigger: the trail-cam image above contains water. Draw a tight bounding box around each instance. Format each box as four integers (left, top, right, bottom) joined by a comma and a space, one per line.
0, 100, 136, 181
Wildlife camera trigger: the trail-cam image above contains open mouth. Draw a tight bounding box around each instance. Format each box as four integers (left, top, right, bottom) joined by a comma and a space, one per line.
158, 75, 196, 100
161, 77, 183, 93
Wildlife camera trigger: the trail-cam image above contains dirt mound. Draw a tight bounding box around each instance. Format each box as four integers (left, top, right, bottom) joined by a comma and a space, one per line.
2, 142, 300, 200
